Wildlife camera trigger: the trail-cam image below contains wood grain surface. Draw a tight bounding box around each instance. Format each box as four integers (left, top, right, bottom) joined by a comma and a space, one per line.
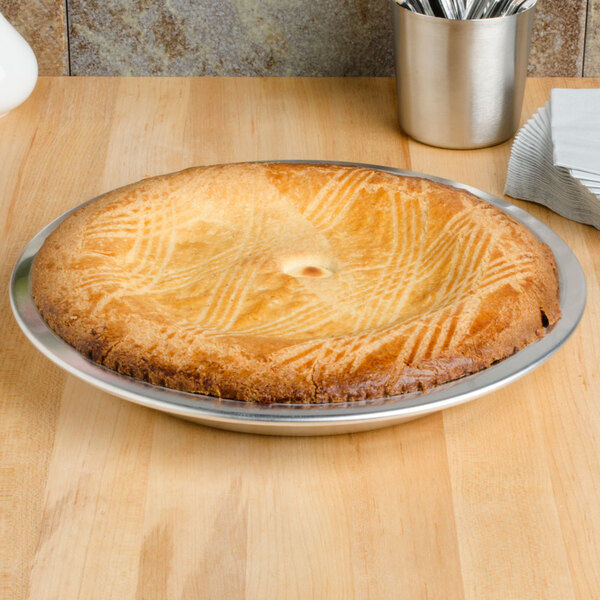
1, 77, 599, 599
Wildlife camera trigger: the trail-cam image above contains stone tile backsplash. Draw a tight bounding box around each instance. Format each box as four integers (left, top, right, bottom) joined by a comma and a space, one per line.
2, 0, 599, 77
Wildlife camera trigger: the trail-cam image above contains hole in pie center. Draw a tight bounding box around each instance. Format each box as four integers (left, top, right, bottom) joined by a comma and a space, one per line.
282, 257, 335, 279
303, 265, 331, 277
288, 265, 333, 278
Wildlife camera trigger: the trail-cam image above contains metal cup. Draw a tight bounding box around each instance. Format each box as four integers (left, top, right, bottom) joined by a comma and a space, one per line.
392, 3, 535, 149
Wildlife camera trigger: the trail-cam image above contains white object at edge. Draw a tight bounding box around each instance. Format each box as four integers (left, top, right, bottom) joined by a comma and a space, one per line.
0, 11, 38, 118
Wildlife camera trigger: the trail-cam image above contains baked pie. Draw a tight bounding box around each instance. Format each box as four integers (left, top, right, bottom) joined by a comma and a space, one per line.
32, 162, 561, 403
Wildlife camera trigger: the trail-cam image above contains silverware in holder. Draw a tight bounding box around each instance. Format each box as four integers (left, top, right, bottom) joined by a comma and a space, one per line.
397, 0, 536, 19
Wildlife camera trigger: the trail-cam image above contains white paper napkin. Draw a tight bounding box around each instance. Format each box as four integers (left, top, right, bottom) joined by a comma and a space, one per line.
504, 89, 600, 230
551, 88, 600, 177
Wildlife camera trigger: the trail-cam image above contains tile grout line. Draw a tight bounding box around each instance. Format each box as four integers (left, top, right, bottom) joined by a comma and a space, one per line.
581, 0, 598, 77
65, 0, 72, 76
581, 0, 588, 76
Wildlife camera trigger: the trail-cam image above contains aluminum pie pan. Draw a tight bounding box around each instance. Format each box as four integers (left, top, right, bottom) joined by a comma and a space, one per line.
9, 161, 586, 436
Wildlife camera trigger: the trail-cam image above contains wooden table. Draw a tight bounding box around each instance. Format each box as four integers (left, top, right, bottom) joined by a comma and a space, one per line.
2, 77, 599, 599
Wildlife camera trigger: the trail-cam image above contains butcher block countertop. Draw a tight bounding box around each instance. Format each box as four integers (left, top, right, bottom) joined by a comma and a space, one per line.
2, 76, 600, 599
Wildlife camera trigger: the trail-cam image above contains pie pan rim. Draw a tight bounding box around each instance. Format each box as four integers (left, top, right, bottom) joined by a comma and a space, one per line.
10, 161, 586, 435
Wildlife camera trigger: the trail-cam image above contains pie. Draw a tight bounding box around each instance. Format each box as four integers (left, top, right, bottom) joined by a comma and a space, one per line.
31, 162, 561, 403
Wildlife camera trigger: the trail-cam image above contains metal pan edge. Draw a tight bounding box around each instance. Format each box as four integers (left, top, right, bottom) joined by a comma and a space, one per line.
9, 161, 587, 435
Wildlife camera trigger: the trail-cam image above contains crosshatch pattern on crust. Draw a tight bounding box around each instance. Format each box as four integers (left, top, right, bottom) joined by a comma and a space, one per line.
31, 163, 561, 403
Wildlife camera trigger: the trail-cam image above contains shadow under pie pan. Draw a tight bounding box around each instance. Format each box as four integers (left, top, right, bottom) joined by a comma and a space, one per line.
10, 162, 586, 436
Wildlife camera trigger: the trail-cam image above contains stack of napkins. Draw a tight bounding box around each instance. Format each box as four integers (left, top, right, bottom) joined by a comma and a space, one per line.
505, 88, 600, 230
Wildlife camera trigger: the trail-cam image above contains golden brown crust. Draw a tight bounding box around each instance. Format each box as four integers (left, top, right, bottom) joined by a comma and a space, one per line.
31, 162, 561, 403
